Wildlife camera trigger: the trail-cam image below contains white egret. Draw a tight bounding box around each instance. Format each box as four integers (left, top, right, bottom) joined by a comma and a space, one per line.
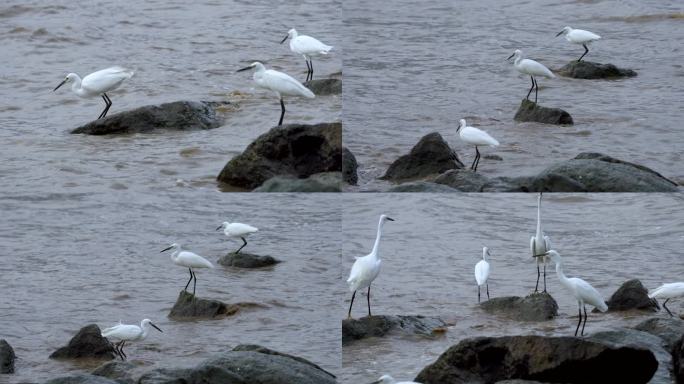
347, 214, 395, 318
556, 26, 601, 62
537, 250, 607, 336
236, 62, 315, 126
216, 221, 259, 254
530, 192, 552, 293
101, 318, 162, 360
648, 282, 684, 317
475, 247, 491, 303
160, 243, 213, 295
507, 49, 554, 103
53, 66, 134, 119
369, 374, 420, 384
280, 28, 333, 81
456, 119, 499, 172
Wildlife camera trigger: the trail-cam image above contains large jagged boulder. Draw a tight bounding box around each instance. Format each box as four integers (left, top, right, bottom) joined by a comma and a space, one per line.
217, 252, 280, 268
634, 317, 684, 350
342, 315, 447, 344
71, 101, 229, 135
605, 279, 659, 312
44, 375, 121, 384
217, 122, 342, 190
480, 292, 558, 321
381, 132, 463, 182
434, 169, 492, 192
49, 324, 116, 360
676, 336, 684, 383
168, 290, 263, 320
253, 172, 341, 192
558, 61, 637, 79
342, 147, 358, 185
91, 361, 136, 384
0, 339, 15, 374
304, 78, 341, 95
414, 335, 658, 383
387, 181, 460, 192
514, 99, 573, 125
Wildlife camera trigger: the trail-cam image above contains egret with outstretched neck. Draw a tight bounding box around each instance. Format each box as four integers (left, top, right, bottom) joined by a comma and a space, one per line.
475, 247, 491, 303
507, 49, 554, 103
160, 243, 213, 295
648, 282, 684, 317
347, 214, 395, 318
53, 66, 133, 119
456, 119, 499, 172
530, 192, 552, 293
280, 28, 333, 81
237, 62, 315, 126
216, 221, 259, 254
556, 26, 601, 62
101, 319, 162, 360
369, 374, 419, 384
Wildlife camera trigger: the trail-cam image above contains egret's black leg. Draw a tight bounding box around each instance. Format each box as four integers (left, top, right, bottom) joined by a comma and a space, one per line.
533, 77, 538, 104
309, 59, 314, 81
113, 341, 124, 360
663, 298, 673, 317
184, 268, 193, 292
486, 283, 490, 300
526, 75, 534, 100
348, 290, 356, 318
578, 44, 589, 62
278, 98, 285, 126
305, 60, 311, 82
367, 285, 372, 317
581, 305, 588, 336
192, 270, 197, 296
470, 150, 478, 170
236, 237, 247, 254
102, 93, 112, 118
574, 306, 582, 336
478, 286, 481, 303
543, 263, 547, 293
535, 264, 540, 293
98, 95, 108, 119
120, 340, 127, 360
473, 147, 481, 172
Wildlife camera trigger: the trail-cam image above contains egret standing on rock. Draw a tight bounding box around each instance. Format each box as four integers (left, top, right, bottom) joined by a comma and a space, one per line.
648, 282, 684, 317
369, 374, 420, 384
556, 26, 601, 62
281, 28, 333, 81
508, 49, 554, 103
475, 247, 491, 303
236, 62, 315, 126
101, 319, 162, 360
531, 192, 552, 293
216, 221, 259, 254
537, 250, 607, 336
456, 119, 499, 172
347, 214, 395, 318
161, 243, 213, 295
53, 66, 134, 119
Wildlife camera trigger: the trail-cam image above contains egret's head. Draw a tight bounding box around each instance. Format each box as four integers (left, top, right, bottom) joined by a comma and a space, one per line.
556, 26, 572, 37
507, 49, 522, 61
53, 73, 77, 91
216, 222, 229, 231
160, 243, 179, 253
142, 319, 163, 333
369, 375, 395, 384
483, 246, 491, 259
380, 214, 395, 223
457, 118, 466, 132
542, 250, 561, 262
236, 62, 263, 73
281, 28, 297, 44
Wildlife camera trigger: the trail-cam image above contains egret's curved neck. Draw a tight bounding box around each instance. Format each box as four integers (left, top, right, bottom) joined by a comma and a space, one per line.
482, 249, 487, 261
555, 259, 571, 288
370, 219, 385, 257
140, 322, 149, 338
291, 30, 298, 39
514, 54, 523, 66
71, 75, 83, 94
254, 63, 266, 73
535, 197, 543, 239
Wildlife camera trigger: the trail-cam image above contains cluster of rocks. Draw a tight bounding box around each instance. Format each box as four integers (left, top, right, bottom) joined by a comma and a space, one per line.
342, 315, 448, 345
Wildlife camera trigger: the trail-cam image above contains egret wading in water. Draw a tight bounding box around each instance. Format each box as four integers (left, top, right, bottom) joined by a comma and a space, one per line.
475, 247, 491, 303
216, 221, 259, 254
347, 214, 395, 318
101, 319, 162, 360
530, 192, 552, 293
53, 66, 134, 119
507, 49, 554, 103
536, 250, 607, 336
280, 28, 333, 81
556, 26, 601, 62
237, 62, 315, 126
160, 243, 213, 295
369, 374, 420, 384
648, 282, 684, 317
456, 119, 499, 172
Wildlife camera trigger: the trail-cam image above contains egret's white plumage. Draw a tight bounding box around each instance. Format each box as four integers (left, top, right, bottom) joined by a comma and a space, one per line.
281, 28, 333, 81
216, 221, 259, 254
370, 374, 420, 384
101, 318, 162, 360
456, 119, 499, 172
161, 243, 213, 295
508, 49, 554, 103
237, 61, 315, 126
347, 214, 394, 318
648, 282, 684, 317
475, 247, 491, 303
53, 66, 134, 119
542, 250, 607, 336
556, 26, 601, 62
530, 193, 552, 293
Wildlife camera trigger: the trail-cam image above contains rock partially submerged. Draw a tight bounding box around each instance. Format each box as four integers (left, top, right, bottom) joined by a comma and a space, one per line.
304, 78, 341, 95
91, 361, 136, 384
71, 101, 229, 135
480, 292, 558, 321
217, 122, 342, 190
605, 279, 659, 312
168, 290, 262, 320
253, 172, 341, 192
217, 252, 280, 268
558, 61, 637, 79
381, 132, 463, 182
415, 335, 658, 383
342, 315, 447, 344
342, 147, 358, 185
387, 181, 460, 193
0, 339, 15, 374
634, 317, 684, 350
434, 169, 491, 192
49, 324, 116, 360
514, 99, 573, 125
44, 374, 121, 384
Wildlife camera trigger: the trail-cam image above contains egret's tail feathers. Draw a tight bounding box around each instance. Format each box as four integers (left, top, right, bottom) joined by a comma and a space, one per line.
302, 87, 315, 98
648, 286, 664, 299
597, 301, 608, 312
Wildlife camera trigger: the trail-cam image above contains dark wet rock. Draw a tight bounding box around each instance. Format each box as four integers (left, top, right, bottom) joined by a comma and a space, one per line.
415, 335, 658, 384
501, 174, 589, 192
217, 122, 341, 190
231, 344, 335, 379
342, 147, 358, 185
605, 279, 659, 312
304, 78, 341, 95
496, 381, 547, 384
44, 374, 121, 384
91, 361, 136, 384
675, 337, 684, 383
480, 292, 558, 321
484, 154, 503, 161
71, 101, 229, 135
342, 315, 447, 344
634, 317, 684, 350
217, 252, 280, 268
434, 169, 492, 192
380, 132, 464, 182
168, 290, 262, 320
137, 368, 191, 384
0, 339, 15, 374
558, 61, 637, 79
387, 181, 460, 193
514, 99, 573, 125
253, 172, 341, 192
49, 324, 116, 360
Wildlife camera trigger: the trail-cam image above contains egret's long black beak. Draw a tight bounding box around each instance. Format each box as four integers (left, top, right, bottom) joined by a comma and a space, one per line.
236, 66, 252, 73
150, 322, 163, 333
53, 79, 67, 92
216, 225, 222, 231
280, 35, 289, 44
387, 217, 395, 221
555, 31, 564, 37
160, 246, 173, 253
507, 53, 515, 60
